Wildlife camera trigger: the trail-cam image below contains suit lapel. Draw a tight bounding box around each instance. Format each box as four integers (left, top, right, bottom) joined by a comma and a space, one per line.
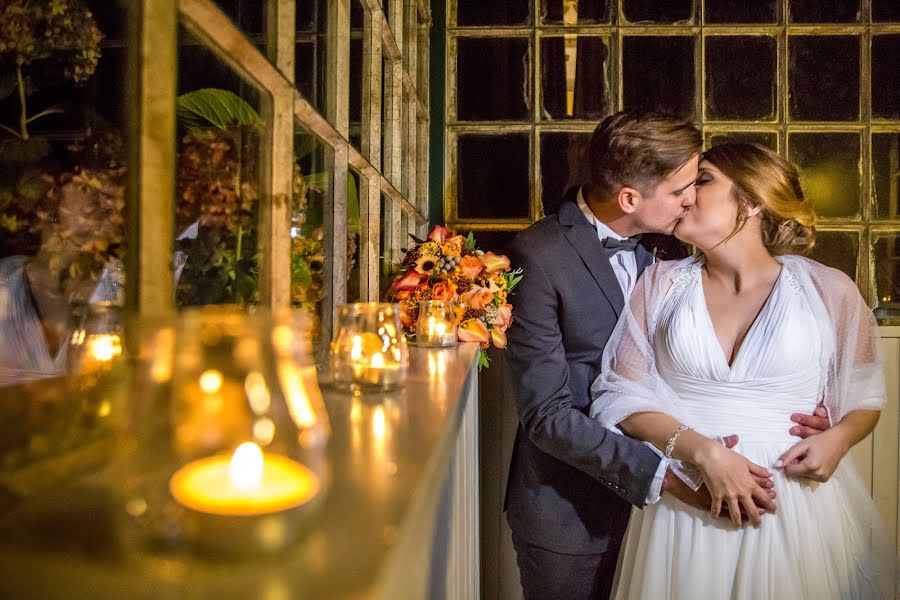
635, 245, 653, 276
559, 198, 625, 318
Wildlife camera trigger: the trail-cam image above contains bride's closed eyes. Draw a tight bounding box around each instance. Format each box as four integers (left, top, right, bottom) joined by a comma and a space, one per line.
695, 171, 713, 186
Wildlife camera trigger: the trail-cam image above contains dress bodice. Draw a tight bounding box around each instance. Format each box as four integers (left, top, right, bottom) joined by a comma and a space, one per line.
653, 259, 824, 443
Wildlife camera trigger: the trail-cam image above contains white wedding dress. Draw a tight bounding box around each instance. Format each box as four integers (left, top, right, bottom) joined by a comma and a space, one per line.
591, 256, 894, 599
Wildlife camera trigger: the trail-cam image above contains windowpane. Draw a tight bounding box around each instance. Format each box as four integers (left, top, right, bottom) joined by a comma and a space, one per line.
350, 37, 364, 150
874, 234, 900, 319
541, 37, 610, 121
789, 36, 859, 121
540, 132, 592, 216
807, 231, 859, 282
457, 38, 530, 121
541, 0, 611, 24
623, 36, 695, 120
874, 0, 900, 22
789, 0, 860, 23
623, 0, 695, 23
705, 36, 776, 121
466, 231, 519, 256
293, 125, 332, 343
348, 170, 362, 303
872, 35, 900, 120
214, 0, 265, 47
706, 132, 778, 150
873, 133, 900, 219
457, 0, 531, 26
175, 28, 263, 307
296, 0, 328, 113
457, 134, 530, 219
704, 0, 777, 23
0, 0, 128, 388
788, 133, 861, 219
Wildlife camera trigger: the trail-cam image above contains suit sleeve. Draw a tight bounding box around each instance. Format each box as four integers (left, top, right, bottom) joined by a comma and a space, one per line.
505, 239, 661, 507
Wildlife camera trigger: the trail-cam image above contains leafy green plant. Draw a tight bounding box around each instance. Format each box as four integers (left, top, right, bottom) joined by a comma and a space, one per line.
0, 0, 103, 141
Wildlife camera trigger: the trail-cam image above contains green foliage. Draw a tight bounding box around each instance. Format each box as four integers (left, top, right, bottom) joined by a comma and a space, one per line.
176, 88, 262, 131
464, 232, 475, 250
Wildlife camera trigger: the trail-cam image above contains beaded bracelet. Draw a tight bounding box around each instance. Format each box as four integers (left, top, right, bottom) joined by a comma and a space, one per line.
665, 424, 692, 459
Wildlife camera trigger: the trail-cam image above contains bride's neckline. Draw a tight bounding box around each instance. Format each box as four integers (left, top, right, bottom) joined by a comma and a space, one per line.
694, 260, 785, 372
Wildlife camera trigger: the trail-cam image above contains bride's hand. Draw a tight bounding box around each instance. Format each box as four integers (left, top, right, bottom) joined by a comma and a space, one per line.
695, 441, 776, 527
775, 429, 849, 482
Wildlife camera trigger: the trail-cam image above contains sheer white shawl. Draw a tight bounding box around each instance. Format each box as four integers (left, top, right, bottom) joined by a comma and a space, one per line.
589, 254, 885, 443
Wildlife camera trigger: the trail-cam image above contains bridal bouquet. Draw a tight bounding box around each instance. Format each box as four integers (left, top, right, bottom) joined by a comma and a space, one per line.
386, 225, 522, 370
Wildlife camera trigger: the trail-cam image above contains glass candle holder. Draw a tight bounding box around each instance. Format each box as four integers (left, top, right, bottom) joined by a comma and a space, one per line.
119, 307, 330, 559
415, 300, 458, 347
330, 302, 408, 391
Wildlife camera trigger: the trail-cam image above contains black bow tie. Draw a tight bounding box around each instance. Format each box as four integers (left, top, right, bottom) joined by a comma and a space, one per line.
601, 236, 642, 252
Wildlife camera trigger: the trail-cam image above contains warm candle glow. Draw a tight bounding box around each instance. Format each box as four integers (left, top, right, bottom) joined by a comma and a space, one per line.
169, 444, 320, 516
199, 370, 223, 394
371, 352, 385, 368
230, 442, 264, 491
86, 334, 122, 362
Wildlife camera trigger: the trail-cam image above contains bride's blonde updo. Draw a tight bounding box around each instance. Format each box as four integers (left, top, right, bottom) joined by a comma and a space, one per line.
702, 143, 816, 255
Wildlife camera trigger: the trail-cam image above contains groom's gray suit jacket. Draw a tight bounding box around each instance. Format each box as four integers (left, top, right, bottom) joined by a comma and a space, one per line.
505, 190, 663, 555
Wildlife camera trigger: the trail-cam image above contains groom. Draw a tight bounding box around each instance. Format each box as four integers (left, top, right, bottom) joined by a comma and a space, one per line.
504, 112, 828, 599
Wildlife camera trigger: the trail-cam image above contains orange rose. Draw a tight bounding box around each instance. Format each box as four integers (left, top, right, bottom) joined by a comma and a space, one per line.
458, 318, 490, 344
461, 285, 494, 310
431, 282, 454, 301
458, 255, 484, 279
481, 251, 510, 273
487, 303, 513, 332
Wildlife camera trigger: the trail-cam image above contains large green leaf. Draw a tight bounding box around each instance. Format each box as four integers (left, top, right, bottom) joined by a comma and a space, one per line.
176, 88, 261, 131
0, 72, 16, 102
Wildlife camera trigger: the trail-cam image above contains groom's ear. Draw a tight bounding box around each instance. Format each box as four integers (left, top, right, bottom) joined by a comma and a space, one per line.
617, 186, 642, 214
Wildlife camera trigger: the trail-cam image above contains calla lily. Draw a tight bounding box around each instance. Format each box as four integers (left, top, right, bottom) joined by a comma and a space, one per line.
481, 251, 510, 273
458, 318, 490, 344
389, 270, 424, 295
490, 326, 507, 349
427, 225, 451, 243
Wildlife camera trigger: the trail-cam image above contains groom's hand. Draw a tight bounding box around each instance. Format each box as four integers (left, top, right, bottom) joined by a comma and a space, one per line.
789, 403, 830, 438
661, 433, 776, 523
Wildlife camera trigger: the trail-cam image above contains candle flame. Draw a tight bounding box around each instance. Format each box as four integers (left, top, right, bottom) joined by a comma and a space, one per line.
371, 352, 385, 368
230, 442, 264, 491
86, 334, 122, 362
200, 370, 223, 394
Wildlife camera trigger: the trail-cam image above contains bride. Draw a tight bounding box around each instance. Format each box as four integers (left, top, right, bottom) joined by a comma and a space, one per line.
590, 143, 893, 599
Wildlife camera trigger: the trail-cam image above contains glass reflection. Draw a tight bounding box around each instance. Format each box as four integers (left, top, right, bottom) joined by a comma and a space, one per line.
872, 35, 900, 120
457, 134, 530, 219
705, 36, 776, 121
789, 133, 860, 218
456, 37, 530, 121
623, 36, 695, 120
789, 35, 859, 122
541, 0, 611, 24
540, 132, 592, 215
293, 125, 332, 351
873, 133, 900, 219
807, 231, 859, 282
874, 234, 900, 319
541, 37, 610, 121
704, 0, 776, 23
0, 0, 126, 387
706, 132, 777, 150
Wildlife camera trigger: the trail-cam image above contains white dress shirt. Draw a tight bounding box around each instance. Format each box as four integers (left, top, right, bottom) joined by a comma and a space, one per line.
576, 187, 668, 505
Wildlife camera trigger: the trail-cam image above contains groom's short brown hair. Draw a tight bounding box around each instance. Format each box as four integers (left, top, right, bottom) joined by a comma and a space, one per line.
587, 111, 701, 201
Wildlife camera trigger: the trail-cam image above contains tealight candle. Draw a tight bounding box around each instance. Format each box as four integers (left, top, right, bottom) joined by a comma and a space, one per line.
169, 442, 320, 516
416, 300, 458, 347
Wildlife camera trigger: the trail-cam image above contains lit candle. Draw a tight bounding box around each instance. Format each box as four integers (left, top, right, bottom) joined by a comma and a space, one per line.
169, 442, 320, 516
416, 300, 457, 347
